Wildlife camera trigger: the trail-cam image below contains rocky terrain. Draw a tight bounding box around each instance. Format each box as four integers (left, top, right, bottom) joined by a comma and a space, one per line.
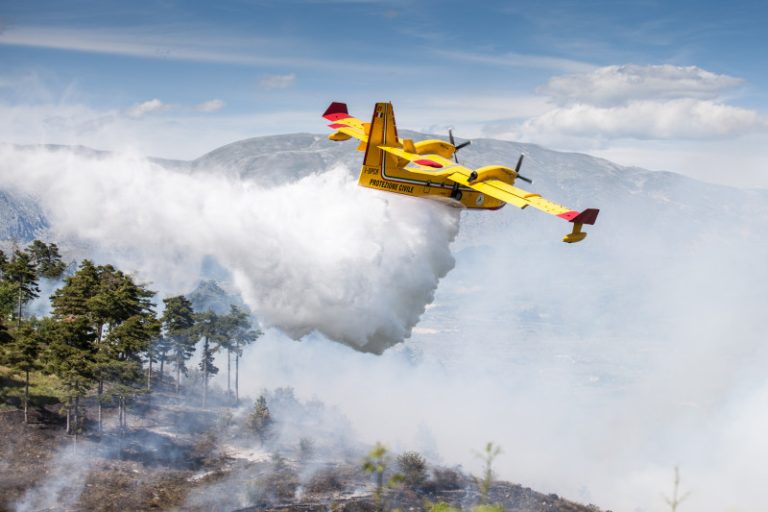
0, 382, 605, 512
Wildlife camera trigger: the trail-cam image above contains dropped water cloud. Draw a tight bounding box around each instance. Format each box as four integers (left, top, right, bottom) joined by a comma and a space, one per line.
0, 145, 459, 353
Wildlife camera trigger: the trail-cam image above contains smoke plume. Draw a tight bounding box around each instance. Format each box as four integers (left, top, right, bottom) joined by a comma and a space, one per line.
0, 145, 459, 353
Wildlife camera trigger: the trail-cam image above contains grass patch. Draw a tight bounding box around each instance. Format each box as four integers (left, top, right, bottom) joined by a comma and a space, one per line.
0, 365, 63, 408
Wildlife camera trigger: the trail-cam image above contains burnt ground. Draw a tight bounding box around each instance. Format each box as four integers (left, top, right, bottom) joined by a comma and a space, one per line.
0, 393, 608, 512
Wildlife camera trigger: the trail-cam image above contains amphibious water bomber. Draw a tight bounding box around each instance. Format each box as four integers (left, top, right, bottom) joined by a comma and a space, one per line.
323, 101, 599, 243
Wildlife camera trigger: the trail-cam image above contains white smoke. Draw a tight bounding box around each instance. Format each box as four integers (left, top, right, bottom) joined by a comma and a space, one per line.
15, 445, 90, 512
0, 145, 459, 353
4, 140, 767, 512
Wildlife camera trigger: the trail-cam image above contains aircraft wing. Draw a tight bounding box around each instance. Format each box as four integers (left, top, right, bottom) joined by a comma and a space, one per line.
380, 146, 599, 243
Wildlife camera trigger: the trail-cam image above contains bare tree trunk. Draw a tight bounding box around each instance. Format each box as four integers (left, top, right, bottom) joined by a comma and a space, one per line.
235, 351, 240, 405
121, 396, 127, 431
74, 395, 80, 436
159, 356, 165, 381
147, 356, 153, 391
16, 275, 23, 328
118, 395, 124, 433
24, 369, 29, 424
175, 360, 181, 394
227, 348, 231, 401
66, 396, 71, 434
202, 336, 208, 408
97, 380, 103, 433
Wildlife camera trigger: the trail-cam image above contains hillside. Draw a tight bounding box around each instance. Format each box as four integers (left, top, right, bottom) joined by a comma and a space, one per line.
1, 134, 766, 511
0, 376, 607, 512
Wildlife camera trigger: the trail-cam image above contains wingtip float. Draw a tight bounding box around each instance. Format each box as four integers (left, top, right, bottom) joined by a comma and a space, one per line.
323, 101, 599, 243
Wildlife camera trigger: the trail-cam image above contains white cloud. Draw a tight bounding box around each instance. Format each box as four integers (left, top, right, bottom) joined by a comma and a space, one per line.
521, 98, 764, 140
194, 98, 225, 112
511, 65, 766, 143
259, 73, 296, 90
0, 100, 318, 159
126, 98, 172, 118
539, 64, 743, 107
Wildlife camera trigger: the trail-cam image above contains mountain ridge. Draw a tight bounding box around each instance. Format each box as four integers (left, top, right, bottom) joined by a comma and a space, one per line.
3, 133, 767, 246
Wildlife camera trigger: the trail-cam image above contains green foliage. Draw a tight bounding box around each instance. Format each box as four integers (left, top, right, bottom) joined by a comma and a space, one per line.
223, 305, 261, 357
424, 499, 504, 512
42, 315, 96, 398
248, 394, 273, 444
0, 313, 12, 346
3, 319, 44, 373
160, 295, 196, 389
3, 249, 39, 325
51, 260, 158, 392
194, 310, 222, 377
475, 442, 502, 505
219, 305, 261, 402
0, 280, 16, 323
26, 240, 66, 280
363, 443, 404, 511
426, 502, 461, 512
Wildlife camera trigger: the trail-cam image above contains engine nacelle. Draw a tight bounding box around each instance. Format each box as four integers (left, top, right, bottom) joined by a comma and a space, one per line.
328, 131, 352, 141
413, 139, 456, 159
468, 165, 517, 184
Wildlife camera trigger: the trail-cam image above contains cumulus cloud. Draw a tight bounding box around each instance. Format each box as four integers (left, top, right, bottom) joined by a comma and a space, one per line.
539, 64, 743, 107
126, 98, 172, 118
517, 64, 765, 142
259, 73, 296, 89
194, 98, 225, 112
522, 98, 764, 140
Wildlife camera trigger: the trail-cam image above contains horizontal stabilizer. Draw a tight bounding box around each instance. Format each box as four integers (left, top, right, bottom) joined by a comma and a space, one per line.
571, 208, 599, 225
323, 102, 350, 121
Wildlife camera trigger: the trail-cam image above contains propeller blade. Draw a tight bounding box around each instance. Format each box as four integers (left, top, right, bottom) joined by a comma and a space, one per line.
450, 129, 471, 163
515, 154, 524, 173
449, 129, 459, 163
512, 154, 532, 183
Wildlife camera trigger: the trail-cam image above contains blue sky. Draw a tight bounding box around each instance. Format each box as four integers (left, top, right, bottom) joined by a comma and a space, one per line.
1, 0, 767, 186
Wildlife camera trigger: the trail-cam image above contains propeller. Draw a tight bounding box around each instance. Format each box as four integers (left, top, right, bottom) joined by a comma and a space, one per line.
514, 154, 533, 184
448, 129, 471, 163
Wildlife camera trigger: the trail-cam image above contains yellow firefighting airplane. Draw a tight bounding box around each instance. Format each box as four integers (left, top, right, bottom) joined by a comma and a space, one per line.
323, 102, 599, 243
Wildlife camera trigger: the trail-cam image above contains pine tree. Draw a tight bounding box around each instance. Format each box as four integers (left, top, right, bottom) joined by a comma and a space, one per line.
42, 316, 96, 435
4, 319, 45, 423
161, 295, 196, 393
103, 312, 160, 432
222, 305, 261, 404
248, 394, 273, 444
3, 250, 39, 327
51, 259, 100, 318
0, 318, 11, 346
51, 261, 157, 432
27, 240, 66, 280
0, 280, 16, 323
194, 310, 223, 407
